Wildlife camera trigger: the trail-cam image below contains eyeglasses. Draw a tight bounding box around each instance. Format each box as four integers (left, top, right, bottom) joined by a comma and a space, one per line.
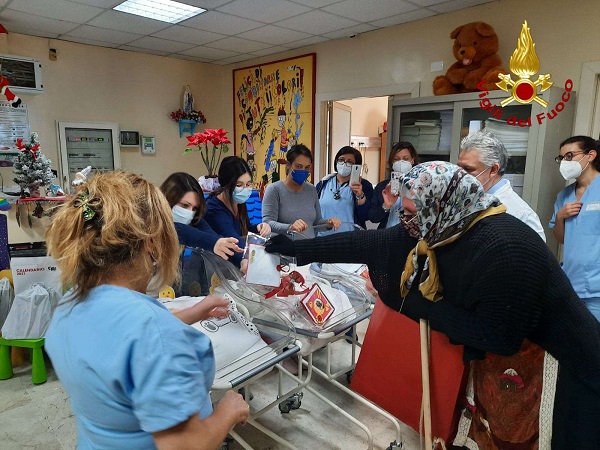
336, 159, 354, 167
555, 150, 585, 164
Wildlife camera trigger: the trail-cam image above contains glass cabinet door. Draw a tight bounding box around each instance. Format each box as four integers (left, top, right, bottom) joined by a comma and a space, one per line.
390, 104, 454, 163
456, 101, 532, 196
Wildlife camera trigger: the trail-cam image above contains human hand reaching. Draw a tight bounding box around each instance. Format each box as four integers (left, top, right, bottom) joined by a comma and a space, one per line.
265, 234, 296, 256
213, 237, 243, 260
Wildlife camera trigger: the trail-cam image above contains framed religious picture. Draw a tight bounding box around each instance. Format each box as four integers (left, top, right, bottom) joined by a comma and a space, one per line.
233, 53, 316, 194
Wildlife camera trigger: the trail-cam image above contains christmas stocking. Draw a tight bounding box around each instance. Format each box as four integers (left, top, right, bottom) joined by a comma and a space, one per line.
0, 74, 21, 107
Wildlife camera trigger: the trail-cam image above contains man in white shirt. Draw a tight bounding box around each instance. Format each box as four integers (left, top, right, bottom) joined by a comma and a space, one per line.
458, 130, 546, 241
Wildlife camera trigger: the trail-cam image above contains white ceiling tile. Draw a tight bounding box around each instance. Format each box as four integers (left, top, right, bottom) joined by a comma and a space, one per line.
59, 35, 120, 48
281, 35, 329, 49
0, 9, 81, 37
88, 10, 171, 34
170, 53, 213, 63
323, 0, 418, 22
126, 36, 195, 53
67, 0, 122, 7
249, 45, 289, 57
178, 0, 232, 8
321, 22, 375, 40
217, 0, 311, 23
213, 53, 257, 65
179, 11, 264, 34
8, 0, 104, 23
236, 24, 312, 45
62, 24, 142, 44
400, 0, 447, 5
275, 9, 359, 35
152, 25, 226, 45
289, 0, 340, 7
205, 36, 272, 53
429, 0, 494, 13
179, 45, 239, 60
118, 45, 169, 56
369, 8, 437, 28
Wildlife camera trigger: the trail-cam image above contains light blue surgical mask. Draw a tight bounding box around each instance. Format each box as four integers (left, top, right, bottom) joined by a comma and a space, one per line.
291, 169, 310, 185
172, 205, 194, 225
232, 186, 252, 204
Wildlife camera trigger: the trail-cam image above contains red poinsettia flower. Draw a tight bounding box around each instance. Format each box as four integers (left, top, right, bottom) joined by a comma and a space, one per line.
186, 132, 208, 147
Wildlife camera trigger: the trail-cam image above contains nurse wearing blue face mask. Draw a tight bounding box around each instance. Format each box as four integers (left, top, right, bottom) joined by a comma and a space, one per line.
262, 144, 340, 238
205, 156, 271, 267
160, 173, 243, 262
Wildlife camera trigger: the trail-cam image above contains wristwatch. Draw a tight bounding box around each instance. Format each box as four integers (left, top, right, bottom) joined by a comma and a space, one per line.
356, 193, 365, 200
382, 205, 390, 213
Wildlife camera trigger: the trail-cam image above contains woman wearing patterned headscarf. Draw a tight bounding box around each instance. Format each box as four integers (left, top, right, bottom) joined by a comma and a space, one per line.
266, 161, 600, 449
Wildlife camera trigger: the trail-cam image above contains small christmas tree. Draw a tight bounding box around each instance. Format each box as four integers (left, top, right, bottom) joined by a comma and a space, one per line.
13, 132, 55, 197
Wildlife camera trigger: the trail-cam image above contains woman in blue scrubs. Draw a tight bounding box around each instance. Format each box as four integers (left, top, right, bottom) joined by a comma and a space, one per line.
550, 135, 600, 321
45, 171, 249, 449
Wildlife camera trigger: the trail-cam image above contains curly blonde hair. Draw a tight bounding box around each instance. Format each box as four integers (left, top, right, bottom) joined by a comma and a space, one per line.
46, 171, 180, 301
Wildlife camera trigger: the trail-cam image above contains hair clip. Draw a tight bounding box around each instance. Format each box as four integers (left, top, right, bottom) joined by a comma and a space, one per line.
74, 190, 96, 222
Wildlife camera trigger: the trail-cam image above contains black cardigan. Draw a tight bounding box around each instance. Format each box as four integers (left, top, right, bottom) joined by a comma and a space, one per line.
293, 216, 600, 393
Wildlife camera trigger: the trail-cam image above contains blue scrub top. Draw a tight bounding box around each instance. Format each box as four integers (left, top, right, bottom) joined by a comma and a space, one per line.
319, 177, 354, 227
550, 175, 600, 301
385, 198, 403, 229
46, 285, 215, 450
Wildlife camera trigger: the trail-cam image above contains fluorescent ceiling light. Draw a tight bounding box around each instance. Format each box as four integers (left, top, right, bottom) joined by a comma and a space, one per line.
114, 0, 205, 24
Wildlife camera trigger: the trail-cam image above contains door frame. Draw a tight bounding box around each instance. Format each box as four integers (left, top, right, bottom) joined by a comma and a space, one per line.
315, 82, 420, 179
574, 61, 600, 136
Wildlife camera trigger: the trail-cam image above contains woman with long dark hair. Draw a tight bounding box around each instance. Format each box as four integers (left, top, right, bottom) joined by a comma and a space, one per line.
204, 156, 271, 266
160, 172, 242, 261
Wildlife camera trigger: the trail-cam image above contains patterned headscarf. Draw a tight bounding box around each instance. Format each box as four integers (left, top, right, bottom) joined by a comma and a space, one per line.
400, 161, 506, 301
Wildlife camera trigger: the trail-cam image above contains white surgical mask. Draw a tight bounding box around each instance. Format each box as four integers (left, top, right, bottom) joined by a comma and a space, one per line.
559, 156, 589, 180
172, 205, 194, 225
336, 162, 352, 177
232, 186, 252, 204
392, 160, 413, 174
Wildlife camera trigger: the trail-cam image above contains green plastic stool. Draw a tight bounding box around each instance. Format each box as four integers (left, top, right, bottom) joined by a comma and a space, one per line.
0, 337, 47, 384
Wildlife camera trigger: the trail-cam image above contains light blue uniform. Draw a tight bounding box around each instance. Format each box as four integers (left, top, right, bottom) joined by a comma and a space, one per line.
385, 198, 403, 229
550, 175, 600, 321
319, 177, 355, 232
46, 285, 215, 449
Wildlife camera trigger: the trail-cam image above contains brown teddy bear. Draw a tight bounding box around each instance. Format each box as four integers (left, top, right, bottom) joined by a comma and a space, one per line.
433, 22, 508, 95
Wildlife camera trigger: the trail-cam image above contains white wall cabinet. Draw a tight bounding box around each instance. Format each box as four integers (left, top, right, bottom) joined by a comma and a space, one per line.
387, 86, 576, 255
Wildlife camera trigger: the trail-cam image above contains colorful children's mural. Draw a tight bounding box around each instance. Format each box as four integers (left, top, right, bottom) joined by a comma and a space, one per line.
233, 54, 315, 194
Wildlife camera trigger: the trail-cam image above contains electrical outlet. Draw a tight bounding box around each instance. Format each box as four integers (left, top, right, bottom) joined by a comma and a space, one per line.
431, 61, 444, 72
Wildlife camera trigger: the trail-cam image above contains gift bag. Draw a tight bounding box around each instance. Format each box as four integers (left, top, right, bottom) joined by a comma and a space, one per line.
1, 283, 60, 339
11, 256, 62, 296
351, 299, 466, 442
0, 277, 13, 330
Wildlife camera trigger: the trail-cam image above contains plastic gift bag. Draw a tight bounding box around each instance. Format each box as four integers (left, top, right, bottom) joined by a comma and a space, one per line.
1, 283, 60, 339
0, 277, 13, 329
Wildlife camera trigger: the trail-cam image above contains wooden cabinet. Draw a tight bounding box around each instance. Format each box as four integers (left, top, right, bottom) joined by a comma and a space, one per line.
387, 86, 576, 255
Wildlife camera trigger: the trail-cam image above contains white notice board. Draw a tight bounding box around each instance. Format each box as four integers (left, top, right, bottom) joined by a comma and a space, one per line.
0, 101, 29, 153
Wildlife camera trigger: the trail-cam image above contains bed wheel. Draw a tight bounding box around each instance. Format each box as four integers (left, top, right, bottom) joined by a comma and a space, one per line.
346, 369, 354, 384
278, 392, 303, 413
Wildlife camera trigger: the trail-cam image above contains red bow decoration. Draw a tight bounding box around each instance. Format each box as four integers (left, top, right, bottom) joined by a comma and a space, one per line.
15, 138, 40, 160
265, 268, 309, 298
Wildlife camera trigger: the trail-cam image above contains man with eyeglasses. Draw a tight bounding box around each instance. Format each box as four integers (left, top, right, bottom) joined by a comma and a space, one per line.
457, 129, 546, 241
550, 135, 600, 322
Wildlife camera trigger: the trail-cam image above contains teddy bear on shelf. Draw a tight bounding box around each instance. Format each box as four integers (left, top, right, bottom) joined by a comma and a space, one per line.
433, 22, 509, 95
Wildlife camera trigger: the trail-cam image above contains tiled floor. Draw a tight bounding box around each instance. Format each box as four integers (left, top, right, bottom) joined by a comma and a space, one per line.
0, 322, 421, 450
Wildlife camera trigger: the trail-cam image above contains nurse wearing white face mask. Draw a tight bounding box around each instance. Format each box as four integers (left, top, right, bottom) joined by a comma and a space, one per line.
160, 173, 243, 262
205, 156, 271, 267
316, 146, 374, 231
550, 135, 600, 321
369, 142, 419, 229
